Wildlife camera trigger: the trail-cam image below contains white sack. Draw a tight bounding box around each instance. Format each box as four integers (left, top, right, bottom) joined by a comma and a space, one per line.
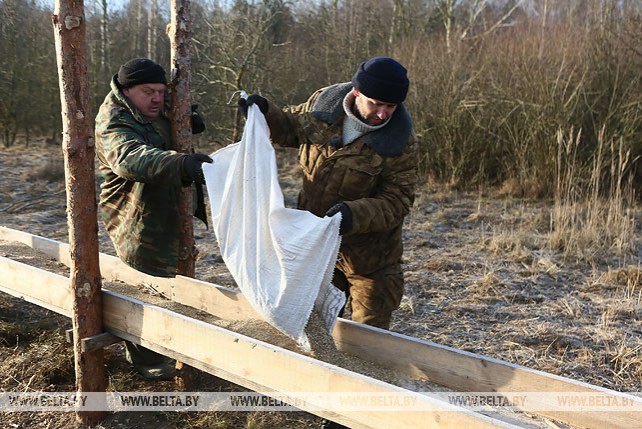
202, 99, 345, 348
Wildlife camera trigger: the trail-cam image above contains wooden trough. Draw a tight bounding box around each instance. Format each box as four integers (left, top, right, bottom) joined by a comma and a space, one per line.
0, 226, 640, 428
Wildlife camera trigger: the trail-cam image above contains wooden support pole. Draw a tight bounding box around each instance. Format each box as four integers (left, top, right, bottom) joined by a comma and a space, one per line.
168, 0, 199, 389
168, 0, 197, 276
52, 0, 106, 425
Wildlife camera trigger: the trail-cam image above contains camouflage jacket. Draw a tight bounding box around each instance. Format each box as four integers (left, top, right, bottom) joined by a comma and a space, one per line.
265, 83, 418, 275
95, 76, 188, 277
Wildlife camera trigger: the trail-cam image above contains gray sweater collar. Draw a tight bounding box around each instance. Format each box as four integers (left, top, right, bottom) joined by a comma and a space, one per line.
341, 91, 388, 146
311, 82, 412, 157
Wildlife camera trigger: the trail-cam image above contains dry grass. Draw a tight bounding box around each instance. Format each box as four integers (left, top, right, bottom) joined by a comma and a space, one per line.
549, 128, 637, 262
23, 157, 66, 183
399, 176, 640, 397
411, 5, 642, 196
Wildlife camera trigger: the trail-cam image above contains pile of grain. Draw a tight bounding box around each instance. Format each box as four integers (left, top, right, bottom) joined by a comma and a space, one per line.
215, 311, 397, 385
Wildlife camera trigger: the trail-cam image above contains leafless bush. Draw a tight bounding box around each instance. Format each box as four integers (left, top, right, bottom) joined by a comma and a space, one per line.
408, 1, 642, 194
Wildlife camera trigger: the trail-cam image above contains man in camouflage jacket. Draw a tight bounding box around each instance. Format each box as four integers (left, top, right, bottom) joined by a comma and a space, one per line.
95, 58, 210, 278
95, 58, 210, 379
240, 57, 418, 329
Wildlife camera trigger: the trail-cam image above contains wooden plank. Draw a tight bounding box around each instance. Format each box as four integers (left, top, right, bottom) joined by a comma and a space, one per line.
0, 227, 73, 266
80, 332, 122, 352
0, 256, 72, 317
103, 291, 510, 429
3, 227, 641, 428
172, 275, 259, 321
331, 320, 642, 429
0, 253, 510, 429
0, 227, 257, 321
65, 329, 122, 352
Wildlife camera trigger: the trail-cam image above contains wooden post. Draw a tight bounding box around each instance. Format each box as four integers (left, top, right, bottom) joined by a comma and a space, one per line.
167, 0, 199, 389
168, 0, 197, 277
52, 1, 106, 425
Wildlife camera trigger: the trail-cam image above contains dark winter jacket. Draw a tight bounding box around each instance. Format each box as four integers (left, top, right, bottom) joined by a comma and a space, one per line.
265, 83, 418, 275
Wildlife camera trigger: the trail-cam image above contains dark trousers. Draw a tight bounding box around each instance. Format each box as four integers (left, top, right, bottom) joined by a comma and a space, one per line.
124, 341, 168, 366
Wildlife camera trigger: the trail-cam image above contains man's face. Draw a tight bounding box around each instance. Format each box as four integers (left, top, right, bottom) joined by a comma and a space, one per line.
123, 83, 166, 119
352, 88, 398, 126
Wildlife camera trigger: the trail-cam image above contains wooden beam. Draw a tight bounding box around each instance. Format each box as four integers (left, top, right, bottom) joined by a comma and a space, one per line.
0, 228, 73, 266
80, 332, 122, 352
65, 329, 122, 352
0, 256, 72, 317
0, 254, 509, 429
2, 228, 642, 428
0, 226, 257, 321
52, 1, 106, 424
331, 320, 642, 429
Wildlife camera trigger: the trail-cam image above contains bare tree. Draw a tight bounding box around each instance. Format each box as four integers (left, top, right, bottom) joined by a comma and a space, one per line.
0, 0, 56, 146
196, 0, 284, 140
147, 0, 158, 58
100, 0, 109, 75
135, 0, 143, 53
0, 0, 22, 147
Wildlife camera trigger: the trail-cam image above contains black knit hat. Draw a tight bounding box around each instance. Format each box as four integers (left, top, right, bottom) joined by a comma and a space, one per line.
352, 56, 409, 104
117, 58, 167, 88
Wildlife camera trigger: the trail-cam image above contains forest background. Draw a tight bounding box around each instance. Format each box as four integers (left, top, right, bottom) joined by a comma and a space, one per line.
1, 0, 641, 198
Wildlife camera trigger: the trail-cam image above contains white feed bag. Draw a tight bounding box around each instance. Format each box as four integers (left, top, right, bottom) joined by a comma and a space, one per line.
202, 97, 345, 348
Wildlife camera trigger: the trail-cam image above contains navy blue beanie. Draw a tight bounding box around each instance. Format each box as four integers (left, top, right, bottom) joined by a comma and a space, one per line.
352, 57, 409, 104
117, 58, 167, 88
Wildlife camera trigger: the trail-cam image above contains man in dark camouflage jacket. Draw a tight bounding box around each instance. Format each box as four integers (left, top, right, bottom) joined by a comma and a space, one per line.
95, 58, 211, 379
240, 57, 418, 330
95, 58, 210, 278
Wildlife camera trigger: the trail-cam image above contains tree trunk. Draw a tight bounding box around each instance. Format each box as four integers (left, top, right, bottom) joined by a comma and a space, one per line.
168, 0, 196, 277
147, 0, 158, 59
100, 0, 109, 77
134, 0, 143, 53
52, 1, 106, 425
168, 0, 199, 389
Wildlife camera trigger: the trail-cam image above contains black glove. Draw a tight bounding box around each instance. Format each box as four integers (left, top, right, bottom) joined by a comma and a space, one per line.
238, 94, 269, 117
325, 203, 352, 235
182, 153, 213, 185
191, 104, 205, 134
